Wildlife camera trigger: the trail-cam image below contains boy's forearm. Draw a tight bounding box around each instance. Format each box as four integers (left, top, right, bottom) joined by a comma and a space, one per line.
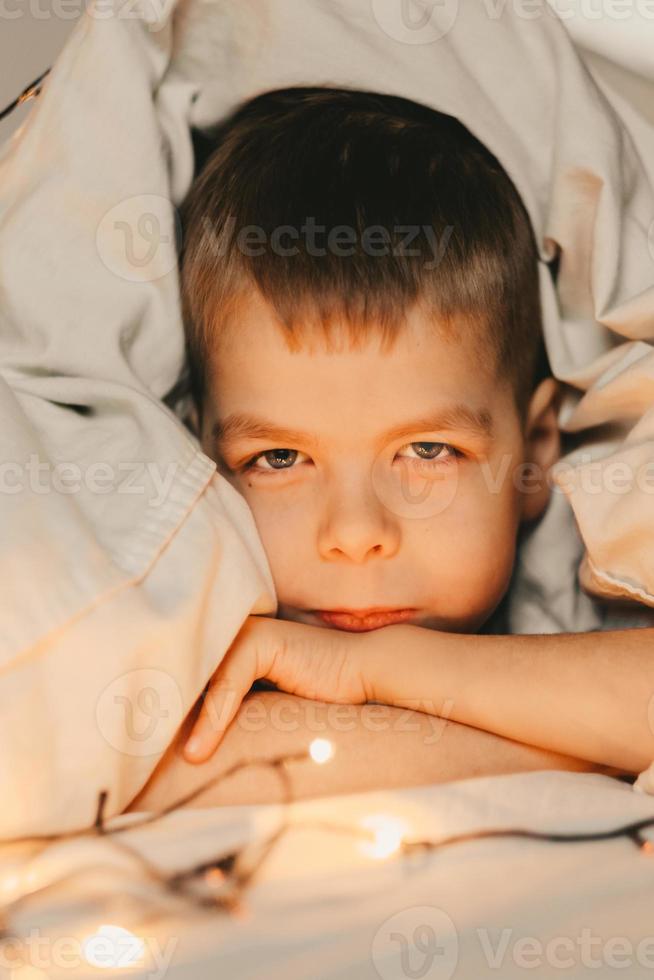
367, 624, 654, 775
124, 691, 613, 814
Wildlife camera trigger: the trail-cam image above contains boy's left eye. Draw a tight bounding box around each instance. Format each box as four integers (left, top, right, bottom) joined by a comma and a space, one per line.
397, 442, 460, 464
240, 442, 460, 474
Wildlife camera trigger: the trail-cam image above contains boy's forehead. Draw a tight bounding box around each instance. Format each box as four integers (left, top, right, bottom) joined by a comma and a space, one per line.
206, 294, 508, 446
210, 290, 492, 374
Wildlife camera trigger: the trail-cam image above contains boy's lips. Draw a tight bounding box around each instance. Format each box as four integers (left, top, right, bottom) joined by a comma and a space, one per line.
312, 608, 417, 631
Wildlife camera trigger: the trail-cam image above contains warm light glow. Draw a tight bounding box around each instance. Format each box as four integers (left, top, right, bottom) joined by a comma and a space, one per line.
8, 968, 49, 980
309, 738, 334, 764
23, 868, 38, 887
0, 872, 20, 895
0, 867, 39, 898
205, 867, 226, 887
359, 813, 409, 859
82, 924, 145, 969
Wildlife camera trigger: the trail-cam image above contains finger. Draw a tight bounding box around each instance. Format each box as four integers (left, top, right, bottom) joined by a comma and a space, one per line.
183, 650, 258, 763
183, 674, 246, 762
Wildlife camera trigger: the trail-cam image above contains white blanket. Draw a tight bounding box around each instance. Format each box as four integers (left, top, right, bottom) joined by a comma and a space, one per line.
1, 0, 654, 837
2, 770, 654, 979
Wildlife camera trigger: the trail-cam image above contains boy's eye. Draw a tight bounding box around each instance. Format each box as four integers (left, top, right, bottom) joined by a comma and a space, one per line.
241, 441, 459, 475
243, 449, 307, 473
397, 441, 460, 464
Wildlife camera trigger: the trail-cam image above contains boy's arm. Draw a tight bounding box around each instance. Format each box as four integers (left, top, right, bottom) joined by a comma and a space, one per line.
124, 690, 617, 813
366, 624, 654, 776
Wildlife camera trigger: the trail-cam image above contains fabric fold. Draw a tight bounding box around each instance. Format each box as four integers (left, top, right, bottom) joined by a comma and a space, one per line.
1, 0, 653, 833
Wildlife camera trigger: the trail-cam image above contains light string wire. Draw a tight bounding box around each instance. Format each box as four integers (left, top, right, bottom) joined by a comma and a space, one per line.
1, 747, 654, 950
0, 68, 51, 123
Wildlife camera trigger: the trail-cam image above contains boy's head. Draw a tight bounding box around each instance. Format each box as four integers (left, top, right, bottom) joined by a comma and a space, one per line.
179, 86, 560, 634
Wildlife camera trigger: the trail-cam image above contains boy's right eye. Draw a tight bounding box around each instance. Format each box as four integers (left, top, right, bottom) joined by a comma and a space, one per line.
242, 449, 307, 474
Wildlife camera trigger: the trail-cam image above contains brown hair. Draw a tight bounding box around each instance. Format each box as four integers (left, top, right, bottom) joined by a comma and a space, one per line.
178, 86, 550, 425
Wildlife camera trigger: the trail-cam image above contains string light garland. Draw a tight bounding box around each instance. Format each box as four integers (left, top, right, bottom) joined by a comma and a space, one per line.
0, 68, 51, 122
0, 739, 653, 960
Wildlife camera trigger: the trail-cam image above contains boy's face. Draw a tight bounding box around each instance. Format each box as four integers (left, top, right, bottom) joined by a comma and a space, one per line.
198, 292, 556, 634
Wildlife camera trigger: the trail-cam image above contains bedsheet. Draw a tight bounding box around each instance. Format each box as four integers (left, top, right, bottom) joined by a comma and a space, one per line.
2, 770, 654, 979
1, 0, 654, 836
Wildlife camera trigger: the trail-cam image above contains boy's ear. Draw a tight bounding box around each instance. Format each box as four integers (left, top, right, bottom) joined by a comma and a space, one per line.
519, 376, 562, 524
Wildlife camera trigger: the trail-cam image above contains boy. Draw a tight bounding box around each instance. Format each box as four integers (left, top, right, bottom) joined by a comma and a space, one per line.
126, 86, 648, 813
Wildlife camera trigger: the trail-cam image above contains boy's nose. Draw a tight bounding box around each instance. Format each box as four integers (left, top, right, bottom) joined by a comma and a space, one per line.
316, 473, 400, 563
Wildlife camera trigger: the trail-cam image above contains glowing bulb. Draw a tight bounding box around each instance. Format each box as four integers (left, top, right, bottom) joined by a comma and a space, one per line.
0, 872, 20, 895
82, 924, 145, 969
205, 867, 226, 887
359, 814, 408, 859
309, 738, 334, 764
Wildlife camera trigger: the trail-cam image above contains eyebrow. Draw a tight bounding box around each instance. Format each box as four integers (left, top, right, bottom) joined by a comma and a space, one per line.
212, 404, 494, 452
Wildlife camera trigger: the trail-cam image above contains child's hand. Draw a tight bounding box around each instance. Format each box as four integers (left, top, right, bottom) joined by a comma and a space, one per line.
182, 615, 369, 763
